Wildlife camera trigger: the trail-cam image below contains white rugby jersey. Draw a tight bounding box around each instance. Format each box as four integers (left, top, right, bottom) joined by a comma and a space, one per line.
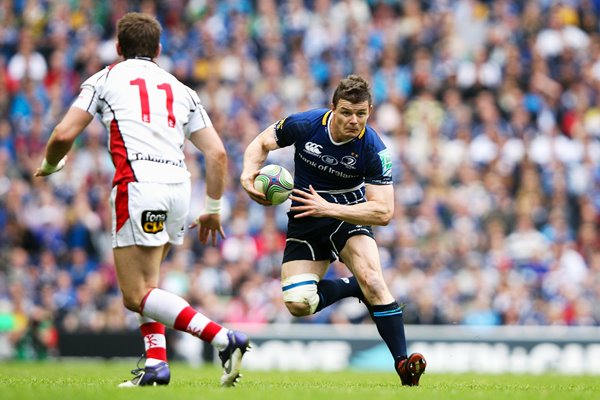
72, 58, 212, 185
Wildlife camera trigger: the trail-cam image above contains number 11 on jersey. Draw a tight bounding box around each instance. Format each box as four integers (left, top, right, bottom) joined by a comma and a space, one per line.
130, 78, 176, 127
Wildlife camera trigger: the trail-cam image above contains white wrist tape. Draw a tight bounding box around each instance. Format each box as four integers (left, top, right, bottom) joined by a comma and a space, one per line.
203, 195, 222, 214
40, 157, 66, 174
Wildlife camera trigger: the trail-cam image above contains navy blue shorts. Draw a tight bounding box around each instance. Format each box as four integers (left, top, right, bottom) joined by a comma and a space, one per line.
282, 212, 374, 263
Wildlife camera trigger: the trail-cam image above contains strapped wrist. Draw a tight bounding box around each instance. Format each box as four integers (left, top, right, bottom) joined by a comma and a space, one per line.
41, 157, 64, 174
203, 195, 222, 214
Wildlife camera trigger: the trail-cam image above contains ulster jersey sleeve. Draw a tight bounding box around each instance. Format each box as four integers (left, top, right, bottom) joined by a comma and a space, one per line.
71, 68, 109, 115
184, 88, 213, 138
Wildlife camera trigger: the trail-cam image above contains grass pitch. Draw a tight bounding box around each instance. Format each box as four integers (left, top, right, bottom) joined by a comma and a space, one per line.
1, 360, 598, 400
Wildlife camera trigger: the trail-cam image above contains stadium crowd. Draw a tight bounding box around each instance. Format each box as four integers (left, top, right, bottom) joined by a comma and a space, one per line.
1, 0, 600, 358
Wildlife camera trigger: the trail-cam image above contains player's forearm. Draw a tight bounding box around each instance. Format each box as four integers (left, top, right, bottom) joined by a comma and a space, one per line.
43, 107, 93, 165
203, 147, 227, 200
328, 200, 394, 226
241, 135, 270, 178
44, 127, 75, 165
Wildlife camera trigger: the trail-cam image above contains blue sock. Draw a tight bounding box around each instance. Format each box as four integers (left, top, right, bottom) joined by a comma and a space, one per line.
371, 302, 407, 360
315, 276, 365, 312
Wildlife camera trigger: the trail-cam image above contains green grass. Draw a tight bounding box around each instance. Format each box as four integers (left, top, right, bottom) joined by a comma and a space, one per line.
1, 360, 599, 400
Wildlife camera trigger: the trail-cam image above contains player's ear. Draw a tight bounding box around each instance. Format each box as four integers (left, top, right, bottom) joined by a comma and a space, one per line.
116, 41, 123, 56
156, 43, 162, 58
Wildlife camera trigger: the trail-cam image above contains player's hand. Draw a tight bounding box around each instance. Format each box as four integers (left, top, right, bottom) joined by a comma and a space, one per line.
289, 185, 330, 218
189, 213, 226, 246
240, 170, 271, 206
34, 156, 67, 177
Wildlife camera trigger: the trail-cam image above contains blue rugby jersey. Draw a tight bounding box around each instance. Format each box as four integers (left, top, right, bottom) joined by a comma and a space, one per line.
274, 108, 392, 205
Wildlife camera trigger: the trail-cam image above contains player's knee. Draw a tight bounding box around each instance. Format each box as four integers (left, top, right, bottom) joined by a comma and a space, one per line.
281, 273, 320, 315
120, 290, 144, 312
285, 301, 312, 317
355, 270, 388, 301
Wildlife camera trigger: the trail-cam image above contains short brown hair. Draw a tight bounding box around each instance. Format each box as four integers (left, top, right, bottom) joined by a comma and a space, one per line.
117, 12, 162, 59
331, 75, 372, 107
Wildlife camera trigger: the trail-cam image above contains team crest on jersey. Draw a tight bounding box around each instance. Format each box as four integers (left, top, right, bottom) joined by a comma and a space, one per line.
341, 155, 357, 169
304, 142, 323, 156
321, 155, 338, 165
378, 149, 392, 177
142, 210, 167, 234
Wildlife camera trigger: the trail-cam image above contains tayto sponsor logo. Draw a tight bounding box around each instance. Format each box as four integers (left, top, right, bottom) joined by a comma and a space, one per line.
142, 210, 167, 234
304, 142, 323, 156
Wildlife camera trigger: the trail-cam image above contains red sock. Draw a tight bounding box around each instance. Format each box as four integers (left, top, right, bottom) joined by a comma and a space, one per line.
140, 321, 167, 363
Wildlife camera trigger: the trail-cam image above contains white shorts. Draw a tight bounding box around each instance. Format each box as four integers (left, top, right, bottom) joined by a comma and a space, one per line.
111, 181, 190, 248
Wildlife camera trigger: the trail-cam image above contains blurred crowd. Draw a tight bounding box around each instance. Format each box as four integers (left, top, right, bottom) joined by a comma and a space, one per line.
1, 0, 600, 359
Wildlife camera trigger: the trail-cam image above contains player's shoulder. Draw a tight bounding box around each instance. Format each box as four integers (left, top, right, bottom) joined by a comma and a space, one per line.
285, 108, 330, 127
81, 65, 112, 87
361, 124, 387, 149
154, 66, 199, 102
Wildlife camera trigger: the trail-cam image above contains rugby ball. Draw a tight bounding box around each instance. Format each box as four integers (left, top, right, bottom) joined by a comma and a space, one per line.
253, 164, 294, 205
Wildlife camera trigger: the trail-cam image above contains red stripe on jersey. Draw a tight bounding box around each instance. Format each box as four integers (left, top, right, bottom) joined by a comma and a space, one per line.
110, 119, 135, 232
199, 321, 222, 342
109, 119, 136, 186
173, 306, 197, 331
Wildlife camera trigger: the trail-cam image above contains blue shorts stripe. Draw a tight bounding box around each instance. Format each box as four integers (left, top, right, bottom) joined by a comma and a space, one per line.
282, 280, 318, 292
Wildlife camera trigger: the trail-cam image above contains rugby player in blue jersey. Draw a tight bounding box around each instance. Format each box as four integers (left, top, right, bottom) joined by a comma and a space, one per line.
241, 75, 426, 385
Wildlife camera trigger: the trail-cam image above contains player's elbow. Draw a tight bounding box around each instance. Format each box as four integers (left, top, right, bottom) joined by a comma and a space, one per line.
52, 123, 76, 145
207, 144, 228, 168
214, 145, 228, 165
377, 204, 394, 226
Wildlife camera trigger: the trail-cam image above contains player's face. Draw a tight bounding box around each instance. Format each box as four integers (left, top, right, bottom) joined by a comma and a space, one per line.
331, 99, 371, 141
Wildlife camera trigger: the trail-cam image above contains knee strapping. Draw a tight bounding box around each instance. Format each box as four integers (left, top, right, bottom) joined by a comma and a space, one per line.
281, 273, 320, 314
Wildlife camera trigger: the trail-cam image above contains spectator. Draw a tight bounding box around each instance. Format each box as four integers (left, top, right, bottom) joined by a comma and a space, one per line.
3, 1, 600, 361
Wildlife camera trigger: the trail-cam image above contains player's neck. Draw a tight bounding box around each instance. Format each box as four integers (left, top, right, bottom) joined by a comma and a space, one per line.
131, 56, 154, 62
330, 129, 354, 143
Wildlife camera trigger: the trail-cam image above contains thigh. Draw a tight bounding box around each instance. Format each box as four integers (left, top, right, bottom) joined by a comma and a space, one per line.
281, 259, 330, 281
330, 223, 374, 260
113, 244, 165, 303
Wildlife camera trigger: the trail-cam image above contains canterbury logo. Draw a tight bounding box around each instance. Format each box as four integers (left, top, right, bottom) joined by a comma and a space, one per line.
304, 142, 322, 155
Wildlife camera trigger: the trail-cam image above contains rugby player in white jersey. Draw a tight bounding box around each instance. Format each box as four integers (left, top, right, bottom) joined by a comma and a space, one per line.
34, 12, 249, 388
